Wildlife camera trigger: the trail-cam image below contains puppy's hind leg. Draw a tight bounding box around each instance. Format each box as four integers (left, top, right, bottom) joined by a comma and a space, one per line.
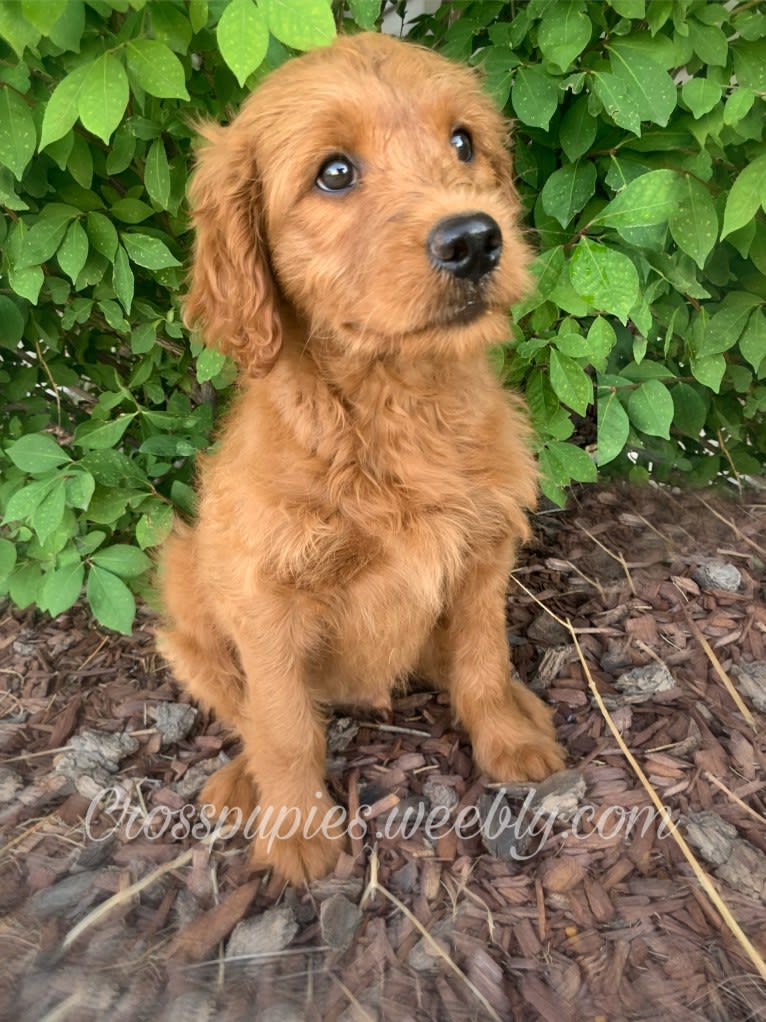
157, 526, 246, 725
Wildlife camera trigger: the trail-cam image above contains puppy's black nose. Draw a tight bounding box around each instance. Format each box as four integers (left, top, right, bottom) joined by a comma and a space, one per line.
427, 213, 503, 282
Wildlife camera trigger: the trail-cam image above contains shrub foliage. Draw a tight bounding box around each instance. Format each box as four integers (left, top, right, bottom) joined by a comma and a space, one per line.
1, 0, 764, 632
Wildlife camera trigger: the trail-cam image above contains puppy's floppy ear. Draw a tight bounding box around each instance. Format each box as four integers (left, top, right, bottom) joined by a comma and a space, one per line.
183, 122, 281, 377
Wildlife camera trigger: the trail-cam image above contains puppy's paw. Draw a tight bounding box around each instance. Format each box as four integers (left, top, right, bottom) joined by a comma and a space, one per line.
199, 755, 258, 823
250, 795, 349, 884
474, 731, 566, 783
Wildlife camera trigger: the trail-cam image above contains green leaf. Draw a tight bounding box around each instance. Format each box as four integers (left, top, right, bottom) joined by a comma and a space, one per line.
131, 321, 157, 354
512, 67, 559, 129
261, 0, 336, 51
537, 3, 591, 71
39, 65, 89, 151
733, 40, 766, 93
136, 502, 174, 549
145, 138, 171, 209
569, 238, 639, 324
349, 0, 379, 30
57, 220, 89, 283
106, 126, 137, 175
547, 441, 597, 483
7, 433, 71, 474
22, 0, 67, 33
559, 96, 597, 162
18, 209, 77, 267
125, 39, 189, 99
0, 295, 24, 346
91, 544, 151, 579
78, 53, 129, 144
122, 233, 181, 269
217, 0, 269, 87
41, 561, 84, 617
672, 382, 708, 437
682, 78, 722, 119
597, 387, 630, 465
549, 349, 593, 415
73, 412, 137, 451
189, 0, 209, 33
0, 3, 40, 58
688, 20, 728, 67
196, 347, 227, 383
63, 137, 94, 190
9, 564, 43, 610
609, 0, 644, 16
8, 265, 43, 304
591, 71, 641, 135
740, 310, 766, 372
607, 43, 676, 127
32, 480, 67, 545
65, 470, 95, 510
541, 161, 596, 228
722, 155, 766, 239
690, 353, 726, 393
0, 86, 36, 180
585, 317, 617, 371
87, 565, 136, 634
48, 0, 84, 52
669, 176, 718, 269
87, 211, 119, 260
150, 3, 192, 54
594, 169, 679, 230
4, 478, 56, 523
0, 538, 16, 584
723, 88, 755, 127
111, 197, 153, 224
113, 244, 134, 314
627, 379, 674, 438
701, 293, 762, 356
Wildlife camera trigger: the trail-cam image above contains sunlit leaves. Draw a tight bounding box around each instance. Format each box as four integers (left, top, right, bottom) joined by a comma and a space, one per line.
39, 65, 89, 151
261, 0, 336, 51
126, 39, 189, 99
541, 162, 596, 228
569, 239, 640, 325
0, 87, 36, 179
669, 177, 718, 269
217, 0, 269, 87
512, 66, 559, 129
722, 155, 766, 239
78, 54, 128, 143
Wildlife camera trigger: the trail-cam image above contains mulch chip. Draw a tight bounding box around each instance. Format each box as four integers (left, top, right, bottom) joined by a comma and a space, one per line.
1, 485, 766, 1020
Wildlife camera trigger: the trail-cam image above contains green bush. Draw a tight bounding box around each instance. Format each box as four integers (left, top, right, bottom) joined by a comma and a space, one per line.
1, 0, 764, 633
409, 0, 766, 504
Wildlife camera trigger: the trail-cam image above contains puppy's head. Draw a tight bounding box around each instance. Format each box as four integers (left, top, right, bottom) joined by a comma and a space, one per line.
185, 32, 531, 373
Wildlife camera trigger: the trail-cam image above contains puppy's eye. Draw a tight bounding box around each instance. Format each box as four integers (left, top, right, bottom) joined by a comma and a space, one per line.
450, 129, 473, 163
316, 154, 358, 193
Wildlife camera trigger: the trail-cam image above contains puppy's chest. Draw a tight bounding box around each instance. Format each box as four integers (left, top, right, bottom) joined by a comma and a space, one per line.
271, 452, 512, 594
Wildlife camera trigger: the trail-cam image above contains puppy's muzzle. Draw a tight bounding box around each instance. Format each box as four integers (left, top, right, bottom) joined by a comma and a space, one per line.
427, 212, 502, 284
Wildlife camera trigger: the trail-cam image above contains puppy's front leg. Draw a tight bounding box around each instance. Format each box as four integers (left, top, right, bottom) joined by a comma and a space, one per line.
201, 616, 347, 884
439, 545, 566, 781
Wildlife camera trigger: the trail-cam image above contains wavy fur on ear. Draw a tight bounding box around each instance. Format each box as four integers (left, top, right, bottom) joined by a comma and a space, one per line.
183, 122, 282, 377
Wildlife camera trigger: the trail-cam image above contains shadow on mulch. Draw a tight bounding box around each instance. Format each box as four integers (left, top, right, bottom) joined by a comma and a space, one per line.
1, 485, 765, 1022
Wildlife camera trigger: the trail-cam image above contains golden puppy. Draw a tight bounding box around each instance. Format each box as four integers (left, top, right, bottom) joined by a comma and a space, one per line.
159, 31, 565, 884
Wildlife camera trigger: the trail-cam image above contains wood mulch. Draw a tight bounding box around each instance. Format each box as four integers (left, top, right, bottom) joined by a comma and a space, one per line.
1, 485, 765, 1022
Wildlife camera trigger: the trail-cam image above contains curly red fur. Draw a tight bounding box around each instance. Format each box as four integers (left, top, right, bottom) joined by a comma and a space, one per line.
159, 32, 565, 884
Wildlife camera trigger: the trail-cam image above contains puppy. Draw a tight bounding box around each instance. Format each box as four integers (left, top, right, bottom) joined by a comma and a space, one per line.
159, 31, 565, 884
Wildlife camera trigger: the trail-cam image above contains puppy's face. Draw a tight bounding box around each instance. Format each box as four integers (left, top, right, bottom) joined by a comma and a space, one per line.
185, 33, 531, 371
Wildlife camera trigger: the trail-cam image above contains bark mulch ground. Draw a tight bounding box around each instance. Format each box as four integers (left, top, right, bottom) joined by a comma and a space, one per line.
1, 484, 765, 1022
